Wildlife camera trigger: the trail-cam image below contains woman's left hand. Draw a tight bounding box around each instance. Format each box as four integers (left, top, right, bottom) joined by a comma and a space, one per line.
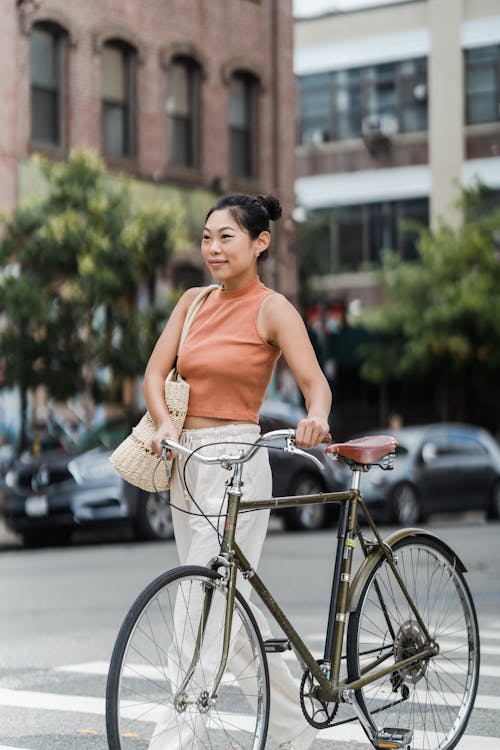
295, 416, 331, 449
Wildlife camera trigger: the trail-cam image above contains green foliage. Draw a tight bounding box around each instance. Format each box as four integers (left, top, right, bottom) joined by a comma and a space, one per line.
358, 186, 500, 392
0, 148, 186, 431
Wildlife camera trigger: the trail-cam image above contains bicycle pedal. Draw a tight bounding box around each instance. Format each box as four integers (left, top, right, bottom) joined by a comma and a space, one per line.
373, 727, 413, 749
263, 638, 291, 653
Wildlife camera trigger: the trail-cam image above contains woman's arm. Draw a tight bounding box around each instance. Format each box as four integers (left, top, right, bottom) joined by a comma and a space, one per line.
142, 287, 202, 454
259, 294, 332, 448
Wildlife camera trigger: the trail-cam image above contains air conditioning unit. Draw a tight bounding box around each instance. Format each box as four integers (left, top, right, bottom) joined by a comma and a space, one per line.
413, 83, 427, 101
362, 114, 398, 138
302, 128, 329, 146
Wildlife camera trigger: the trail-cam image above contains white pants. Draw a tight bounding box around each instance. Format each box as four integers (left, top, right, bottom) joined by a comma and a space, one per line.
148, 424, 315, 748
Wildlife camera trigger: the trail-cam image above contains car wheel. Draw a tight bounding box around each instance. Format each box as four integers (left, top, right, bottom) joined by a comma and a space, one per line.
390, 483, 422, 526
282, 473, 328, 532
486, 479, 500, 521
135, 491, 174, 541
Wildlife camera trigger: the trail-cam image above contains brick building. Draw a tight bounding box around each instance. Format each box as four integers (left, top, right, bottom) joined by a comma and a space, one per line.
0, 0, 297, 298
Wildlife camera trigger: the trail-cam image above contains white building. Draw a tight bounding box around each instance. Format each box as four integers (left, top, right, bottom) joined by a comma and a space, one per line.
294, 0, 500, 309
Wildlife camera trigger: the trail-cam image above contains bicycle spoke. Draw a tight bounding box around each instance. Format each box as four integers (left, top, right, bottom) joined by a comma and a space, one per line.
347, 537, 479, 750
106, 567, 269, 750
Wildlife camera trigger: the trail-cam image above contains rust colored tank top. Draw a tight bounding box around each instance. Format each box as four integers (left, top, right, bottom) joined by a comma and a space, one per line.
177, 277, 281, 423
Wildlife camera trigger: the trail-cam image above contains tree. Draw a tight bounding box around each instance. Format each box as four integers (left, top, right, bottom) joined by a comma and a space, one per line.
0, 148, 186, 445
358, 186, 500, 421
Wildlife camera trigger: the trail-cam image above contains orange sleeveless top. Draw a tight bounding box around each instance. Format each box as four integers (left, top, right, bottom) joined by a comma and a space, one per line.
177, 277, 281, 423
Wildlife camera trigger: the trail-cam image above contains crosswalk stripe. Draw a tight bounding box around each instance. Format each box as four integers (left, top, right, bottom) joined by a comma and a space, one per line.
56, 656, 500, 679
0, 685, 498, 748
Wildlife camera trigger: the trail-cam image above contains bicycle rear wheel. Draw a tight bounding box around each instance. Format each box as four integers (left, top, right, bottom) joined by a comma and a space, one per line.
106, 565, 269, 750
347, 535, 479, 750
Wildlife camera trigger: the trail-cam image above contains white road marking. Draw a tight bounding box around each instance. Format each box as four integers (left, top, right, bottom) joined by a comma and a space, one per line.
0, 686, 499, 747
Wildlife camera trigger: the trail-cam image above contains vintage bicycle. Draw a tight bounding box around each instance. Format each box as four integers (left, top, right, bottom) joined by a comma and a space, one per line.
106, 429, 480, 750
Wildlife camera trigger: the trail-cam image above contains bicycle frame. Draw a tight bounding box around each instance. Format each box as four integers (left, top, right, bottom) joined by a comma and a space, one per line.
206, 458, 438, 712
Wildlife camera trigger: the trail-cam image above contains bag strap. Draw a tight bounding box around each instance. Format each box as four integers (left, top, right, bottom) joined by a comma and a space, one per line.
177, 284, 218, 354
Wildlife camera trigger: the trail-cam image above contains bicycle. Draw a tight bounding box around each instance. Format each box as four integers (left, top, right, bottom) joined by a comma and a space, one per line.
106, 429, 480, 750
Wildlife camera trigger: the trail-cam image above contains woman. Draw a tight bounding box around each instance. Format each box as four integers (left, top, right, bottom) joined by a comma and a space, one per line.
143, 193, 331, 750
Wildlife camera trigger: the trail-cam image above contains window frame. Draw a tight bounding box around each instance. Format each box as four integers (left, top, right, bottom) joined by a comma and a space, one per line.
30, 21, 67, 149
101, 39, 137, 160
297, 57, 428, 145
464, 44, 500, 125
311, 197, 429, 274
167, 56, 201, 169
229, 72, 258, 180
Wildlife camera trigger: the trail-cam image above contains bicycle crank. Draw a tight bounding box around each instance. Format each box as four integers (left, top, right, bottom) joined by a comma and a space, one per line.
300, 661, 339, 728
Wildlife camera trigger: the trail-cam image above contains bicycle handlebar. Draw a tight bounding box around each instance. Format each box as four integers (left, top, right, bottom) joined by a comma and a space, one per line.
160, 428, 325, 471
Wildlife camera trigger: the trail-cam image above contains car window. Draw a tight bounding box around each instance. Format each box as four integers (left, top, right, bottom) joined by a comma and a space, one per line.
446, 434, 488, 457
421, 433, 487, 462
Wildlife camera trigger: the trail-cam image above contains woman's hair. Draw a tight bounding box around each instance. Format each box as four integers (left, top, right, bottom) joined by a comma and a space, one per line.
205, 193, 282, 262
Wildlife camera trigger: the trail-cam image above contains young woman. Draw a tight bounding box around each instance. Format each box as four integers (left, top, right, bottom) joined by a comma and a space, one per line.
143, 193, 331, 750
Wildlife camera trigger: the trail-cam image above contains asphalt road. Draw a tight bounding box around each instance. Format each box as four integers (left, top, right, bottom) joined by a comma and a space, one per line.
0, 514, 499, 749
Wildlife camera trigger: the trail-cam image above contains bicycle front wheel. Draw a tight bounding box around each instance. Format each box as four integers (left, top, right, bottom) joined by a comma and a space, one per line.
347, 535, 480, 750
106, 565, 269, 750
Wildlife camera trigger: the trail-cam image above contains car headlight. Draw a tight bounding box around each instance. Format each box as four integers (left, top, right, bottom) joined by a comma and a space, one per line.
68, 453, 117, 484
5, 470, 18, 488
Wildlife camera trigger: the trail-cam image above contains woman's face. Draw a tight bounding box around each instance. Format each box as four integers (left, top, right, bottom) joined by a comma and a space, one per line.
201, 208, 269, 290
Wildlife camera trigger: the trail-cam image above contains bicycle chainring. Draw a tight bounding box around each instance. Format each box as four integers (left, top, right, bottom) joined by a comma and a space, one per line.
300, 661, 339, 729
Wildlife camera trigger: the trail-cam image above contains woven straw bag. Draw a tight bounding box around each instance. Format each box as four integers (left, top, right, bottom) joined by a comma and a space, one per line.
109, 285, 217, 492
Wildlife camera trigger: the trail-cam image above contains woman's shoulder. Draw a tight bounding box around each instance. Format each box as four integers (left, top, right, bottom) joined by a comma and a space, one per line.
181, 285, 218, 308
261, 290, 295, 314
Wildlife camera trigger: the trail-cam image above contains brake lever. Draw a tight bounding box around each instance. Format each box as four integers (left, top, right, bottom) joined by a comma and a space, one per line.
285, 435, 325, 471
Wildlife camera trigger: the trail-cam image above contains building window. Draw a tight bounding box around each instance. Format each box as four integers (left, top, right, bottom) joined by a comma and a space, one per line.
167, 57, 200, 168
297, 58, 428, 145
314, 198, 428, 273
30, 23, 66, 146
465, 45, 500, 125
101, 41, 136, 159
229, 73, 257, 179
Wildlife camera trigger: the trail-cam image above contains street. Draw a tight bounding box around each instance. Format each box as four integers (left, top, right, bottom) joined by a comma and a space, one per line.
0, 514, 499, 749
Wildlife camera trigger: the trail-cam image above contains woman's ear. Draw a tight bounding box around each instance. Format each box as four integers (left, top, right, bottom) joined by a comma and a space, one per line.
255, 230, 271, 257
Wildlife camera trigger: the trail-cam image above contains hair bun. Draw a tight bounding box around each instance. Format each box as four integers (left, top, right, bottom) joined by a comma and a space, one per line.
256, 193, 282, 222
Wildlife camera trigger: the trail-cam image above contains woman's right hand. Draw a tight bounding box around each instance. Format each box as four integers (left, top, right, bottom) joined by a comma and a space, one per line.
150, 420, 179, 457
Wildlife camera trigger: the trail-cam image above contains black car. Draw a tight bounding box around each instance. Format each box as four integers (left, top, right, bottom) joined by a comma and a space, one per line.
1, 417, 138, 547
355, 423, 500, 525
1, 404, 344, 546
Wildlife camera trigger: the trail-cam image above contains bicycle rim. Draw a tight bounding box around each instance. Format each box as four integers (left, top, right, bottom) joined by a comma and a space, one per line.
347, 537, 480, 750
106, 565, 269, 750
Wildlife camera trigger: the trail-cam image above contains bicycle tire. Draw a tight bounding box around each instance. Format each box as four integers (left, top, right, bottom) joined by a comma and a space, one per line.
106, 564, 270, 750
346, 535, 480, 750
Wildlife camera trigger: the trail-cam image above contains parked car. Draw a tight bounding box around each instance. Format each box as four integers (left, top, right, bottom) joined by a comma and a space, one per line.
1, 403, 344, 547
1, 416, 139, 547
352, 423, 500, 525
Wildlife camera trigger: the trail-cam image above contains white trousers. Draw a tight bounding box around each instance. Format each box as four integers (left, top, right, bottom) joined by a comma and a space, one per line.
148, 424, 316, 749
